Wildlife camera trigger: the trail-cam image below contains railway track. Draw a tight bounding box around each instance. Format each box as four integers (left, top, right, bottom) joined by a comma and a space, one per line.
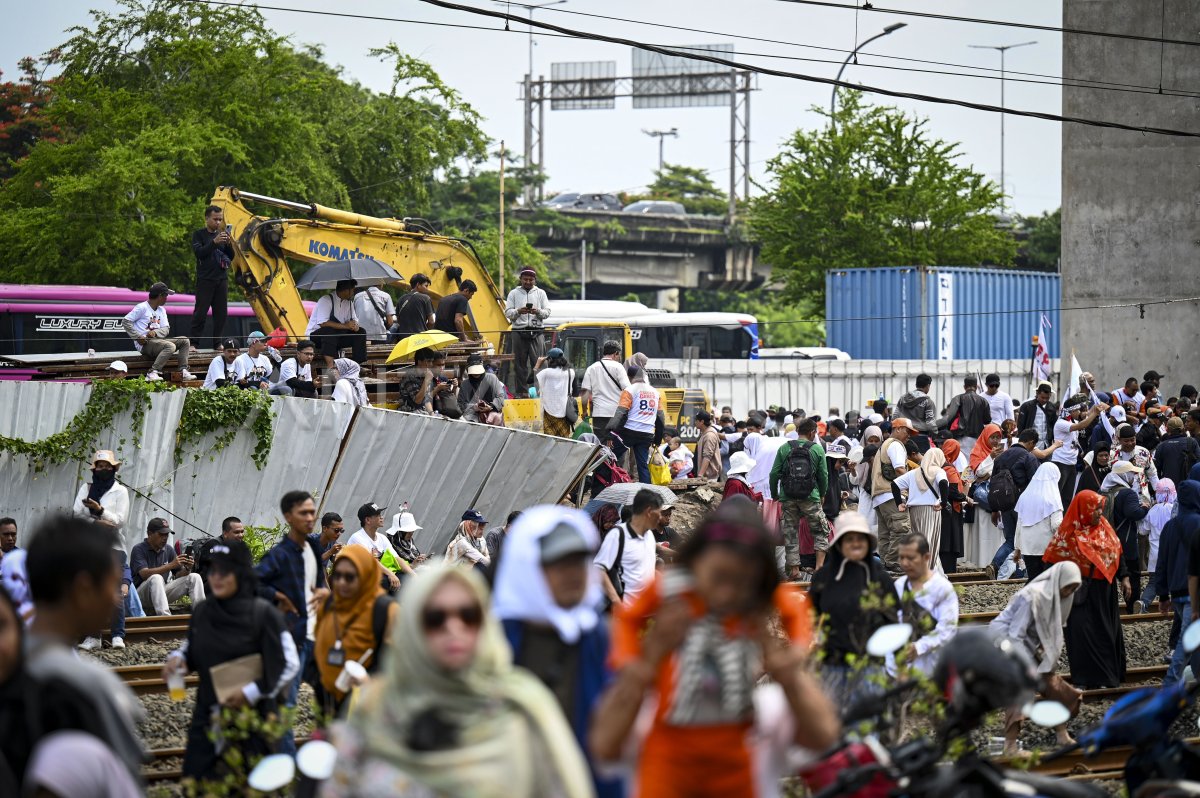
113, 663, 199, 695
104, 614, 191, 645
143, 738, 313, 783
961, 609, 1171, 625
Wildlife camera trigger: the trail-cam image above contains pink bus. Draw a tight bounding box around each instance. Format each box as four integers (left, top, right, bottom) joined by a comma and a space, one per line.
0, 284, 305, 360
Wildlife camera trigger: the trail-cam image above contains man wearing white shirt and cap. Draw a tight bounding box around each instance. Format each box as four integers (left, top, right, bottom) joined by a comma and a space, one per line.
234, 331, 286, 394
104, 360, 128, 380
347, 502, 406, 587
122, 282, 196, 383
504, 268, 551, 395
202, 338, 240, 389
72, 450, 133, 649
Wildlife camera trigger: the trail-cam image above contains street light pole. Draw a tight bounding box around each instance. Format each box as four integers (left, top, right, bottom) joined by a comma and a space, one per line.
642, 128, 679, 173
830, 23, 907, 124
969, 41, 1036, 209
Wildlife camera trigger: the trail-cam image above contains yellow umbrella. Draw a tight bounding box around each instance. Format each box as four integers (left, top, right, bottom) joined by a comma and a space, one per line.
386, 331, 460, 363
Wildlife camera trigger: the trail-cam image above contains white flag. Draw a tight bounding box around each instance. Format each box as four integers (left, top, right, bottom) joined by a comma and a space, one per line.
1069, 352, 1083, 399
1034, 320, 1051, 382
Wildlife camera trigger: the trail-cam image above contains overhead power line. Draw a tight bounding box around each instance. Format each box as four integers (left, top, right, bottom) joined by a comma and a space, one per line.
775, 0, 1200, 49
412, 0, 1200, 138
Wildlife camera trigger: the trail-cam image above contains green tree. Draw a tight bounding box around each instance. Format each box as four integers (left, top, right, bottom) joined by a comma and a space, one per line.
750, 91, 1015, 304
0, 57, 58, 180
626, 163, 728, 216
1016, 208, 1060, 271
681, 290, 825, 348
0, 0, 486, 289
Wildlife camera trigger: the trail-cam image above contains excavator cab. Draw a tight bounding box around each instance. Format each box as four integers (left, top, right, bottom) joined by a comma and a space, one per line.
551, 322, 631, 395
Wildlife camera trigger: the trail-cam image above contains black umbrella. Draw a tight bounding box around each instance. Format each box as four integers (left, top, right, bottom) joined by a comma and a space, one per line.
295, 258, 403, 290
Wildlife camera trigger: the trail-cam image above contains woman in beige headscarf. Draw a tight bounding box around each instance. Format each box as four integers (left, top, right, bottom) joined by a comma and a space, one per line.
890, 448, 949, 572
321, 566, 594, 798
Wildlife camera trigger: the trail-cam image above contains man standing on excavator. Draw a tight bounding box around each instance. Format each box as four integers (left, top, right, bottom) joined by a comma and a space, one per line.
190, 205, 234, 349
504, 268, 551, 395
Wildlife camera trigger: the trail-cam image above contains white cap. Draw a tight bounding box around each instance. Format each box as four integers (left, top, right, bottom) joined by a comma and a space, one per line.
108, 360, 128, 373
868, 413, 884, 424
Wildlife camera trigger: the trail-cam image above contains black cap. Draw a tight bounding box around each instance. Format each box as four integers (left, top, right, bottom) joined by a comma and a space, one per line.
148, 282, 175, 299
147, 517, 171, 534
220, 337, 239, 350
357, 502, 386, 524
1145, 370, 1165, 381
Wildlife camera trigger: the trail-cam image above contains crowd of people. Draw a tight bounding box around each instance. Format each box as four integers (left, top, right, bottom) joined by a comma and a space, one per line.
2, 359, 1200, 794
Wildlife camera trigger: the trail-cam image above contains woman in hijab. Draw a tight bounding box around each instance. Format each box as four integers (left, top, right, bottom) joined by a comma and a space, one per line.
1141, 478, 1177, 611
323, 566, 593, 798
591, 501, 839, 797
938, 440, 968, 574
862, 425, 883, 448
1014, 462, 1064, 581
1100, 461, 1150, 614
590, 504, 620, 538
1043, 490, 1130, 689
968, 423, 1004, 482
315, 546, 398, 716
809, 511, 897, 706
536, 347, 576, 438
744, 432, 788, 499
165, 540, 296, 781
332, 357, 370, 406
890, 448, 949, 573
990, 561, 1083, 756
494, 506, 621, 798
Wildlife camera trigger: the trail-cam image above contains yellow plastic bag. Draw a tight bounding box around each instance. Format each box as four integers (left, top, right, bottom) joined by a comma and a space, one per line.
649, 449, 672, 485
503, 398, 543, 433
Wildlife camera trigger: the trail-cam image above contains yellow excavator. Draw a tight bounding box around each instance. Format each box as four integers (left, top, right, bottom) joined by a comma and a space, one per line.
213, 186, 509, 348
214, 186, 709, 443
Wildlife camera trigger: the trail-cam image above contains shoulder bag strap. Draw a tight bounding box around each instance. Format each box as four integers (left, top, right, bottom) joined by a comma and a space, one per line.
919, 468, 940, 499
601, 360, 625, 391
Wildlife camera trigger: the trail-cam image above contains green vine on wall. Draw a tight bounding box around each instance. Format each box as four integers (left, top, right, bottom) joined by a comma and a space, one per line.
0, 380, 174, 470
175, 387, 274, 469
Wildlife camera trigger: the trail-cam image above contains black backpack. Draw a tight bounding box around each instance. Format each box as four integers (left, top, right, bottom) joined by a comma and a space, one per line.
988, 468, 1019, 512
781, 441, 817, 498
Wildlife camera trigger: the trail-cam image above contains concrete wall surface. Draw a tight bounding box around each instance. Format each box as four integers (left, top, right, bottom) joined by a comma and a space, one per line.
1062, 0, 1200, 387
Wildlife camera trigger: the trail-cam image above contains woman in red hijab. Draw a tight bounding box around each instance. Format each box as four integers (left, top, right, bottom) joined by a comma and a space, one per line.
1043, 490, 1130, 689
938, 440, 968, 574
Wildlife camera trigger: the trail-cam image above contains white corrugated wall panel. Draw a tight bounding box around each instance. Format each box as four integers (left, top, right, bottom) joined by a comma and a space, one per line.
657, 358, 1060, 417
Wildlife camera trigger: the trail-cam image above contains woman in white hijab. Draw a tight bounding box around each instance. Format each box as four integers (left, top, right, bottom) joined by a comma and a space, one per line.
1014, 462, 1064, 581
889, 448, 948, 573
990, 561, 1082, 755
743, 432, 788, 500
331, 358, 369, 406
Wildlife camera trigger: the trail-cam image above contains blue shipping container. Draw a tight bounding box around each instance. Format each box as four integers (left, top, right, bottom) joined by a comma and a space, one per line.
824, 266, 1060, 360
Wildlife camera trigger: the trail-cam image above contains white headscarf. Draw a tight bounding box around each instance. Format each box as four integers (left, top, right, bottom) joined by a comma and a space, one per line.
1021, 561, 1082, 672
492, 505, 602, 644
1100, 466, 1138, 494
334, 358, 369, 406
863, 425, 884, 444
1015, 461, 1063, 527
744, 433, 788, 499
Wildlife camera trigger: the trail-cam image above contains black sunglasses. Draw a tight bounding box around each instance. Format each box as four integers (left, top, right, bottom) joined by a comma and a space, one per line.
422, 604, 483, 631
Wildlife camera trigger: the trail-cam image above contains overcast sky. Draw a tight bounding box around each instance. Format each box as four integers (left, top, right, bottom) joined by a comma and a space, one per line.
6, 0, 1066, 215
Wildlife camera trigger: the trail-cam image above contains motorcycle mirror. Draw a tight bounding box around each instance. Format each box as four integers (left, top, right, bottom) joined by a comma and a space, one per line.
866, 623, 914, 658
296, 739, 338, 781
248, 753, 296, 792
1026, 700, 1071, 728
1183, 620, 1200, 654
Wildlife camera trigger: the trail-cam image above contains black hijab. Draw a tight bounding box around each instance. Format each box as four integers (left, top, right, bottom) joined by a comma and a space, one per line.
87, 466, 117, 503
189, 540, 261, 654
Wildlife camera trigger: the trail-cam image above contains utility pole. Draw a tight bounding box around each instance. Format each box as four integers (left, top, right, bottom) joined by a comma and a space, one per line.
501, 0, 564, 205
969, 41, 1036, 210
498, 142, 506, 296
579, 239, 587, 300
831, 23, 907, 125
642, 128, 679, 173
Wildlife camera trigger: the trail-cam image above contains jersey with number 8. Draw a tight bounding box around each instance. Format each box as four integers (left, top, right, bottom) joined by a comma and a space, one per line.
621, 383, 660, 434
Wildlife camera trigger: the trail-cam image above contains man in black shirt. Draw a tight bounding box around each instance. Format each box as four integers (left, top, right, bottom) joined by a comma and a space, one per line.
389, 272, 436, 342
194, 516, 245, 592
434, 280, 478, 340
189, 205, 235, 349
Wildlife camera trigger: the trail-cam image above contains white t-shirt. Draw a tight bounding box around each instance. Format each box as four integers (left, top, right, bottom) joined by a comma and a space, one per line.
123, 301, 169, 352
278, 357, 311, 384
234, 352, 274, 384
621, 382, 661, 434
1052, 418, 1080, 465
536, 367, 575, 418
892, 467, 948, 506
984, 390, 1015, 424
353, 287, 396, 339
347, 529, 399, 562
581, 359, 630, 417
305, 293, 358, 336
872, 440, 909, 509
203, 356, 237, 389
302, 541, 318, 641
593, 523, 658, 601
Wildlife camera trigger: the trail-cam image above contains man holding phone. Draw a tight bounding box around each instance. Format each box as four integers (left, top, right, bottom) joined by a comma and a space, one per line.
190, 204, 235, 349
503, 267, 551, 396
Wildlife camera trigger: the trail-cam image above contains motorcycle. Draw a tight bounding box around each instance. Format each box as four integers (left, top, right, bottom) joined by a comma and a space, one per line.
800, 624, 1108, 798
1040, 620, 1200, 797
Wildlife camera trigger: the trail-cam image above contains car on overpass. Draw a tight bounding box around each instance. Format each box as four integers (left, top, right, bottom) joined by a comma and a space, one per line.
622, 200, 686, 215
541, 192, 623, 211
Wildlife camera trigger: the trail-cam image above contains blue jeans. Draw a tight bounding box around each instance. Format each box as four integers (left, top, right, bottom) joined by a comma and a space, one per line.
1139, 579, 1159, 611
631, 442, 651, 484
991, 510, 1018, 570
281, 638, 313, 755
112, 550, 128, 638
1165, 599, 1192, 684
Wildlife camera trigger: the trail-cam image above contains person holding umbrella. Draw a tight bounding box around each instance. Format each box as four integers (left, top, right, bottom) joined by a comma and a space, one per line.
305, 279, 367, 371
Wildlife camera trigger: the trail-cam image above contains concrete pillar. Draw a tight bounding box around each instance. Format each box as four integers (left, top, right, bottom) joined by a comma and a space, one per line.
656, 288, 680, 312
1061, 0, 1200, 386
